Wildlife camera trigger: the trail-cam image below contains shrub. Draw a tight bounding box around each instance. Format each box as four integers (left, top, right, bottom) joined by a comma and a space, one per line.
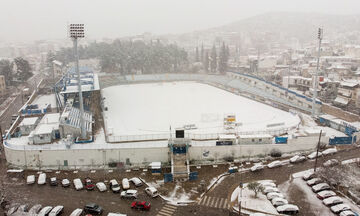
270, 148, 282, 158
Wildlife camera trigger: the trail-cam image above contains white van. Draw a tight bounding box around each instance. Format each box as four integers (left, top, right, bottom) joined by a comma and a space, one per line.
122, 178, 130, 190
27, 175, 35, 185
73, 178, 83, 190
37, 173, 46, 185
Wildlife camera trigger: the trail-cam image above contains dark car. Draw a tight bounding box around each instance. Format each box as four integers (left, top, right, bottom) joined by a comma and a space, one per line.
50, 177, 58, 186
131, 201, 151, 211
84, 203, 103, 215
85, 178, 95, 191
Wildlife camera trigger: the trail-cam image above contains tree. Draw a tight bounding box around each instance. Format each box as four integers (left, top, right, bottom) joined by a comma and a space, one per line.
200, 44, 204, 64
210, 45, 217, 72
195, 47, 199, 62
14, 57, 32, 82
0, 60, 13, 85
218, 42, 228, 74
247, 181, 264, 198
204, 51, 209, 72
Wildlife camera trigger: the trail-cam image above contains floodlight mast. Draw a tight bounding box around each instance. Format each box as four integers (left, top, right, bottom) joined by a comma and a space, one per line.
69, 24, 86, 140
312, 28, 323, 117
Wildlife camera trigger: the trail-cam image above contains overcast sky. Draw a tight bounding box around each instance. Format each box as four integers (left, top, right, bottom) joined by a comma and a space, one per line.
1, 0, 359, 42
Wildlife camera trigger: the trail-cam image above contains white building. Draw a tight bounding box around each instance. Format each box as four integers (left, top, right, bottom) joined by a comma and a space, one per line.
28, 113, 60, 145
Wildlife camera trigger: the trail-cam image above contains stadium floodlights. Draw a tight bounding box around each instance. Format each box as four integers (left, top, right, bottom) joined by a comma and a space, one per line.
69, 24, 85, 38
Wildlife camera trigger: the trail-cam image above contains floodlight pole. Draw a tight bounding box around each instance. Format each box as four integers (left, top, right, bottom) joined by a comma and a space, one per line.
312, 28, 323, 117
70, 24, 86, 140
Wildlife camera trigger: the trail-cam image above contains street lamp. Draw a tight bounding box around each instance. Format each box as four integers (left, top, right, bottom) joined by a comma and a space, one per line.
69, 24, 87, 140
312, 28, 323, 117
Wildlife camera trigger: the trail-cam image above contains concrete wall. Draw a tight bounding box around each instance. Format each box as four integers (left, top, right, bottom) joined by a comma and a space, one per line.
322, 103, 360, 122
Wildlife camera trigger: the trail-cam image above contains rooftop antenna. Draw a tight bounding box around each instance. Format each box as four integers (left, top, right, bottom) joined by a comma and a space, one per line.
69, 23, 87, 140
312, 28, 323, 117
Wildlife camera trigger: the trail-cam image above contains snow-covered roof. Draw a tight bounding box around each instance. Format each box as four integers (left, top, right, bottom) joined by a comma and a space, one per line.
149, 162, 161, 169
219, 134, 236, 140
340, 81, 359, 88
239, 134, 272, 139
40, 113, 60, 124
20, 117, 38, 126
334, 97, 350, 105
52, 60, 63, 66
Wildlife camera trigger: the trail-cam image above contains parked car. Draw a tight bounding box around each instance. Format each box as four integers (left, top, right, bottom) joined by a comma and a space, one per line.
263, 187, 279, 194
250, 164, 264, 172
303, 172, 316, 181
26, 175, 35, 185
84, 203, 103, 215
28, 204, 42, 214
306, 178, 322, 186
290, 155, 306, 163
131, 201, 151, 211
308, 151, 322, 159
70, 208, 83, 216
323, 196, 343, 206
7, 204, 20, 215
130, 177, 143, 187
266, 192, 284, 200
85, 178, 95, 190
122, 178, 130, 190
323, 159, 339, 167
109, 179, 121, 193
38, 206, 53, 216
38, 173, 46, 185
121, 189, 138, 199
73, 178, 83, 190
267, 160, 282, 169
49, 205, 63, 216
330, 203, 351, 214
340, 210, 357, 216
17, 204, 29, 212
316, 190, 336, 200
107, 213, 127, 216
271, 197, 288, 207
276, 204, 299, 214
62, 179, 70, 187
145, 187, 159, 198
261, 182, 276, 188
312, 183, 330, 193
96, 182, 107, 192
50, 177, 58, 186
322, 148, 337, 156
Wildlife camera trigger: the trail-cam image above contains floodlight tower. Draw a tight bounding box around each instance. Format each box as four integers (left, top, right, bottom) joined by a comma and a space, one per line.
312, 28, 323, 117
69, 24, 86, 140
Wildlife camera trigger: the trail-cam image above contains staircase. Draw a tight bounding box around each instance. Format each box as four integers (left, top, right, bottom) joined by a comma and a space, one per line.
169, 139, 190, 182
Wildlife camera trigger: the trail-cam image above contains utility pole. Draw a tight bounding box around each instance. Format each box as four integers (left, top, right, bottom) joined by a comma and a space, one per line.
314, 130, 323, 172
69, 24, 87, 140
312, 28, 323, 117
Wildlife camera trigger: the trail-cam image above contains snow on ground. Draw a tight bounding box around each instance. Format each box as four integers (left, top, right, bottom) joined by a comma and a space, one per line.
207, 172, 228, 190
231, 180, 278, 215
160, 183, 195, 205
102, 82, 300, 137
300, 114, 346, 137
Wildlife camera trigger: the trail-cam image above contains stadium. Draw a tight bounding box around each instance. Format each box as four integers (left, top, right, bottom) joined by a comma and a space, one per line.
4, 69, 337, 181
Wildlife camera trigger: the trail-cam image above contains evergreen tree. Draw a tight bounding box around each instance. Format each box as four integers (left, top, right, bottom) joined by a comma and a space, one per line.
210, 45, 217, 72
0, 60, 13, 85
204, 51, 209, 72
195, 47, 199, 62
200, 43, 204, 64
218, 42, 228, 74
14, 57, 32, 82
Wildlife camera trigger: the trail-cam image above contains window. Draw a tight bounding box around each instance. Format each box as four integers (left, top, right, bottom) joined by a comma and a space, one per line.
251, 139, 255, 142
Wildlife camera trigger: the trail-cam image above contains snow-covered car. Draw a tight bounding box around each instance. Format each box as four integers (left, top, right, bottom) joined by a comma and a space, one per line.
323, 159, 339, 167
26, 175, 35, 185
18, 204, 29, 212
130, 177, 143, 187
73, 178, 83, 190
316, 190, 336, 200
109, 179, 121, 193
250, 164, 264, 172
267, 160, 282, 169
263, 187, 279, 194
306, 178, 322, 186
38, 206, 53, 216
323, 196, 343, 206
50, 177, 57, 186
70, 208, 83, 216
49, 205, 64, 216
266, 192, 284, 200
322, 148, 337, 156
120, 189, 138, 199
290, 155, 306, 163
249, 213, 267, 216
330, 203, 351, 214
340, 210, 357, 216
303, 171, 316, 181
276, 204, 299, 214
271, 197, 288, 207
96, 182, 107, 192
145, 187, 159, 197
37, 173, 46, 185
107, 213, 127, 216
122, 178, 130, 190
308, 151, 322, 159
312, 183, 330, 193
62, 179, 70, 187
261, 182, 276, 188
28, 204, 42, 214
7, 204, 19, 215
